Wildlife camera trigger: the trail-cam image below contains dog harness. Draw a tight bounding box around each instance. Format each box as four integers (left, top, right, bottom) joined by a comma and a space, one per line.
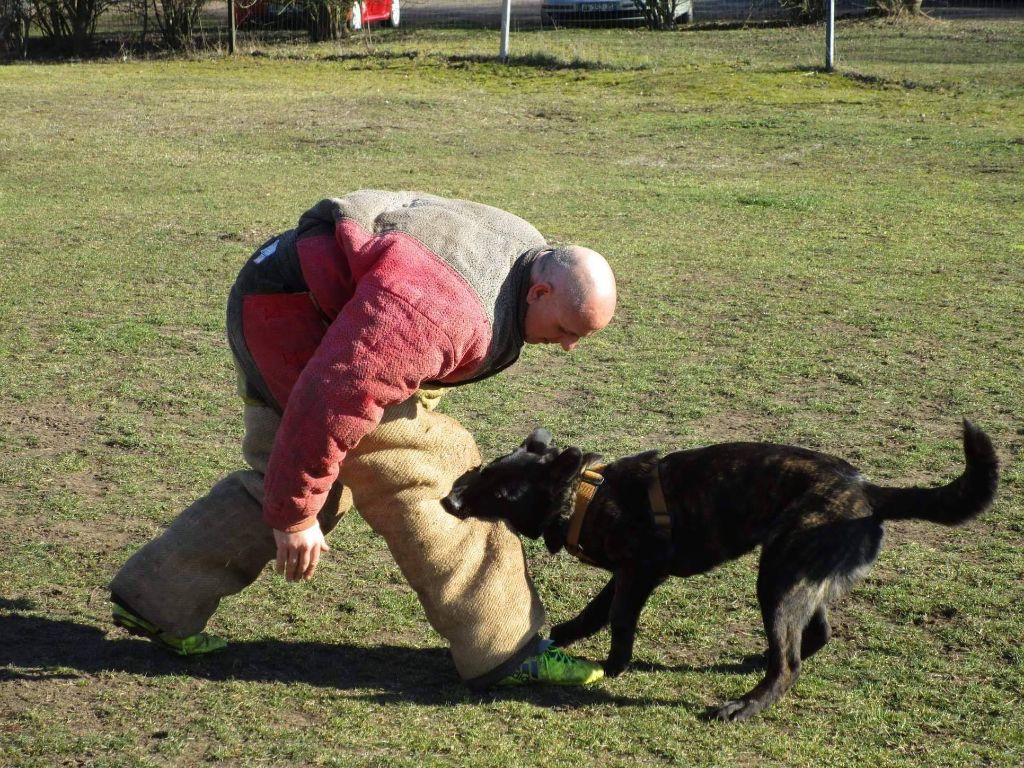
565, 462, 674, 565
565, 464, 606, 563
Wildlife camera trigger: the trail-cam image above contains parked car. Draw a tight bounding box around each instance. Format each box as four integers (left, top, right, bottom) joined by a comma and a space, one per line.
540, 0, 690, 27
234, 0, 399, 30
350, 0, 400, 29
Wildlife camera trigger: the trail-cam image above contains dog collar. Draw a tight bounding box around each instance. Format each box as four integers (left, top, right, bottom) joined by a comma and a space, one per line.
565, 464, 606, 563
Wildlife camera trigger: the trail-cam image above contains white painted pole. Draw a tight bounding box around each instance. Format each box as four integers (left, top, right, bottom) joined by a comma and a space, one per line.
500, 0, 512, 61
825, 0, 835, 72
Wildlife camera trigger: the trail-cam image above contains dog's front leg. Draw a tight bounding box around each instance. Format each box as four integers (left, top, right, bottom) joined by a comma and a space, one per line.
550, 576, 616, 647
604, 567, 662, 677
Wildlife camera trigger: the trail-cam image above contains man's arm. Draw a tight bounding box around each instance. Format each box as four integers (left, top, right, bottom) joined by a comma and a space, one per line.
265, 279, 460, 530
273, 525, 330, 582
263, 256, 489, 578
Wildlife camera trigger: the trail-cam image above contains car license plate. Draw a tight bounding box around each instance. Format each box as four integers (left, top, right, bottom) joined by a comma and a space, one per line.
580, 2, 613, 10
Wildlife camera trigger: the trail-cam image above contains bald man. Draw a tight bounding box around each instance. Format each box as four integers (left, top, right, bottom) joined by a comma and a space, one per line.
110, 191, 617, 688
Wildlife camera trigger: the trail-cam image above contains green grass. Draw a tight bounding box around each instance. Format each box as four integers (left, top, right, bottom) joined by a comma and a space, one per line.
1, 19, 1023, 767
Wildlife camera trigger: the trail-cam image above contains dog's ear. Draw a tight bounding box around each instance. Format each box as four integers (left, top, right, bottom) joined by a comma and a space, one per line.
521, 427, 553, 454
552, 446, 587, 484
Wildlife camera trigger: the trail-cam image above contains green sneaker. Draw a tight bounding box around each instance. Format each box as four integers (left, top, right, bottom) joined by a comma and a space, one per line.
111, 601, 226, 657
499, 642, 604, 686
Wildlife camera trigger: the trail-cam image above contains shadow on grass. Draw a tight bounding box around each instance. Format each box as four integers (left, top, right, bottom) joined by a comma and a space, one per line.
0, 609, 709, 713
444, 53, 618, 71
629, 654, 765, 677
249, 49, 629, 72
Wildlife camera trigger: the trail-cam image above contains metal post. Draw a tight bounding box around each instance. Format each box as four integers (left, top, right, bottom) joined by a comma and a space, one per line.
499, 0, 512, 62
824, 0, 834, 72
228, 0, 237, 54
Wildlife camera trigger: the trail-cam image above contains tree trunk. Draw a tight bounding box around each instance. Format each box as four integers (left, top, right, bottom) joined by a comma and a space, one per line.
307, 2, 343, 41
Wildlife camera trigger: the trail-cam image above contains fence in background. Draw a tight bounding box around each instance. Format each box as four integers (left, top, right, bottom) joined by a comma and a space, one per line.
3, 0, 1022, 60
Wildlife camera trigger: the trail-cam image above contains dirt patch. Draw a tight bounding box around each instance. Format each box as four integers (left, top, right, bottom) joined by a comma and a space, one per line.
882, 518, 971, 553
686, 409, 789, 444
0, 401, 96, 455
504, 350, 587, 418
44, 518, 137, 559
0, 398, 116, 505
0, 398, 156, 566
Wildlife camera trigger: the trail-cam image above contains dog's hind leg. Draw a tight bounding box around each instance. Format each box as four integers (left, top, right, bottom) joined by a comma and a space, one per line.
800, 606, 832, 660
713, 565, 822, 721
550, 576, 616, 647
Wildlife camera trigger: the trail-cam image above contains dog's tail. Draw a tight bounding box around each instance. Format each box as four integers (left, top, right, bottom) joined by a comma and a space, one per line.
865, 419, 998, 526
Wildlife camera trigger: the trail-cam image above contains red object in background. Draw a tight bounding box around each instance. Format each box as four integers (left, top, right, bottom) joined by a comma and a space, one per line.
234, 0, 400, 30
351, 0, 400, 28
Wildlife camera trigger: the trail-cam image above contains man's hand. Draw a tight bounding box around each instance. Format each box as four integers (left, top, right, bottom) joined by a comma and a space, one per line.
273, 523, 330, 582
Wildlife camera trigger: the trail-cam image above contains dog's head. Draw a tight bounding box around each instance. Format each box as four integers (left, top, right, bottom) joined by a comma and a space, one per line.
441, 428, 599, 543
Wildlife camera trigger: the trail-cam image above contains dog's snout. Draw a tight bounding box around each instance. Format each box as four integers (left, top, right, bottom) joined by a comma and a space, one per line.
440, 494, 460, 517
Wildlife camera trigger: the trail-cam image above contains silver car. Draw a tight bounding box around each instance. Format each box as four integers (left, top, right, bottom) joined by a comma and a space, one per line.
541, 0, 692, 27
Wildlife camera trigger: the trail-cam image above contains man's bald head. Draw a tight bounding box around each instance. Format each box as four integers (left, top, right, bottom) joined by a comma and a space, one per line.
523, 246, 617, 350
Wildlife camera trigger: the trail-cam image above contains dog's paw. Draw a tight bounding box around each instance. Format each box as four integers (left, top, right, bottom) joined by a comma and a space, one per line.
710, 699, 761, 722
549, 623, 581, 647
602, 659, 629, 678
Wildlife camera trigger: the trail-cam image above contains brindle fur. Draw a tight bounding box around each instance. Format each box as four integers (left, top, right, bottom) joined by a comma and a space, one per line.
441, 421, 998, 721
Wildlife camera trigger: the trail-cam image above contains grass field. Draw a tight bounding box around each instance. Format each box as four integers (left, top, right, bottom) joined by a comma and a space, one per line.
1, 17, 1023, 767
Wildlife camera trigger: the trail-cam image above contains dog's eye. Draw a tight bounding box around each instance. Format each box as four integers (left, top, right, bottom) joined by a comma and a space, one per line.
496, 485, 526, 502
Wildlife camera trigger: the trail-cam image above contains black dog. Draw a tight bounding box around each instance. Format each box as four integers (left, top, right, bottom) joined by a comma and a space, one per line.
441, 421, 998, 720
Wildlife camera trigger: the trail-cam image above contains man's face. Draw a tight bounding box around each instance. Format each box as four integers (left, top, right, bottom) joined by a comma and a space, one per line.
523, 283, 605, 351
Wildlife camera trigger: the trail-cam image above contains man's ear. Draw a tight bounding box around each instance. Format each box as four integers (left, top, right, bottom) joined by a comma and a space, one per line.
522, 428, 553, 454
525, 280, 551, 305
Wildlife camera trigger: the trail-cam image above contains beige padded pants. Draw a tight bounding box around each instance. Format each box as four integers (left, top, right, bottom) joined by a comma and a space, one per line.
111, 394, 546, 682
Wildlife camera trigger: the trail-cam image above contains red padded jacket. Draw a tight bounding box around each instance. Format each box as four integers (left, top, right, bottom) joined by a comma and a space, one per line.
226, 191, 550, 531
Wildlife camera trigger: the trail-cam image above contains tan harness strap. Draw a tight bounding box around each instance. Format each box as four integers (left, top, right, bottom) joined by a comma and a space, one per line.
647, 462, 673, 540
565, 465, 605, 562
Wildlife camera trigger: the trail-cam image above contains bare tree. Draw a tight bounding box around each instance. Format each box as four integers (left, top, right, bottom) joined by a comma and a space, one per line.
872, 0, 924, 15
308, 0, 352, 41
633, 0, 691, 30
0, 0, 32, 58
151, 0, 205, 48
31, 0, 117, 54
778, 0, 823, 21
